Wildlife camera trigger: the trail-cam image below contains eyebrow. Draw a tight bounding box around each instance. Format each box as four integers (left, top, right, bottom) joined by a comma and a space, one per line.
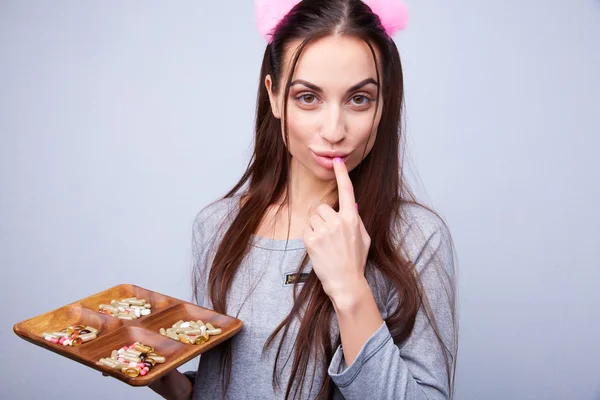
289, 78, 379, 95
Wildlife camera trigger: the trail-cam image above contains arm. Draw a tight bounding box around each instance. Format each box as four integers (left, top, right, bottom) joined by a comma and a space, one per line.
149, 207, 214, 399
148, 370, 193, 400
328, 223, 456, 400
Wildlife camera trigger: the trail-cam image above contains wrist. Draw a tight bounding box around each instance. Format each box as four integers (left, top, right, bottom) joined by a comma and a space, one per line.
329, 275, 371, 314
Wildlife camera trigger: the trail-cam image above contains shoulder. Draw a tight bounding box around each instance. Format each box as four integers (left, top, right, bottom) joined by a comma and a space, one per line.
396, 202, 454, 275
192, 194, 242, 242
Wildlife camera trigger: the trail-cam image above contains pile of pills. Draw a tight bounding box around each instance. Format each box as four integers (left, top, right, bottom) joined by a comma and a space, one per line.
98, 342, 165, 377
98, 297, 152, 320
43, 325, 98, 346
159, 320, 222, 345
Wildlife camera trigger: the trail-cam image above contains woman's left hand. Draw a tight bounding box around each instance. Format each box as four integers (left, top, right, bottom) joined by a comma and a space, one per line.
302, 157, 371, 301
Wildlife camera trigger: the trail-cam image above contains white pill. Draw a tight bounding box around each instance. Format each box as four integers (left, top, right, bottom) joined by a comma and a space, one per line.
180, 322, 190, 329
141, 309, 151, 316
135, 309, 141, 318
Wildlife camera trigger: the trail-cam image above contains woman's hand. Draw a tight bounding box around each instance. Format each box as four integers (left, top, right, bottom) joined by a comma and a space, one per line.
302, 157, 371, 305
147, 369, 193, 400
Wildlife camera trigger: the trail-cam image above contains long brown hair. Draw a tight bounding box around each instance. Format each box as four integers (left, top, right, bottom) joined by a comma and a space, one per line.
195, 0, 457, 398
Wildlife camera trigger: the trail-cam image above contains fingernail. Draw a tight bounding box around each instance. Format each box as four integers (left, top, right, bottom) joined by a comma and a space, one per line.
334, 157, 342, 163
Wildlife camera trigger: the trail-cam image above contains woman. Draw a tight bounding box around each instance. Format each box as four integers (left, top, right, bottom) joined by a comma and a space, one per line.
151, 0, 457, 398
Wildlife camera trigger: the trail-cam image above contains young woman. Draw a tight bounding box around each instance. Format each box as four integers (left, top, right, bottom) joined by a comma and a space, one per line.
150, 0, 457, 398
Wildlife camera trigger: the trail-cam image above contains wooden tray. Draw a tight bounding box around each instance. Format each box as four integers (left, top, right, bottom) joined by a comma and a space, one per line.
13, 284, 243, 386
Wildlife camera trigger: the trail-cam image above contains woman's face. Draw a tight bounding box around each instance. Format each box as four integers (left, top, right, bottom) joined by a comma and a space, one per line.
266, 35, 384, 182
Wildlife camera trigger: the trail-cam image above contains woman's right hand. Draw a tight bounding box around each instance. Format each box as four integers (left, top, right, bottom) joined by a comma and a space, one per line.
147, 369, 193, 400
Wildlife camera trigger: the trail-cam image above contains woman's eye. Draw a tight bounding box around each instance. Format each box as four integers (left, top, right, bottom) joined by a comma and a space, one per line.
350, 95, 371, 106
298, 94, 317, 104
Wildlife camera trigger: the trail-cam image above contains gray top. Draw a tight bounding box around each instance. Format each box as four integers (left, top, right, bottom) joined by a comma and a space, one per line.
186, 195, 455, 399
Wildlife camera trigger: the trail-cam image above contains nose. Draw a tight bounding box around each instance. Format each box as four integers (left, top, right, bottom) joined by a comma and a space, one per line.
319, 105, 346, 144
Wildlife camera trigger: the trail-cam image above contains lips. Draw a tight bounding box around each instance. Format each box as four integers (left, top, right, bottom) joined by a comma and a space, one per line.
311, 151, 349, 170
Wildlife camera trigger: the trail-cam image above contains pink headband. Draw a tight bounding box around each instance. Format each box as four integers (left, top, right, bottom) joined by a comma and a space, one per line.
255, 0, 408, 43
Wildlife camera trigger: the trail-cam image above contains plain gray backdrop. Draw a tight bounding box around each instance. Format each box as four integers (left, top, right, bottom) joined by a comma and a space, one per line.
1, 1, 599, 399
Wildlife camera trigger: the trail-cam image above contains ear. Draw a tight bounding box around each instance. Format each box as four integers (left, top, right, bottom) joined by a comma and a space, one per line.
265, 74, 281, 119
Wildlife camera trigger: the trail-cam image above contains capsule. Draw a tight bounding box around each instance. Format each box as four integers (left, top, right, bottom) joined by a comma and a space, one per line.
78, 333, 97, 343
195, 331, 209, 345
205, 323, 215, 331
99, 358, 118, 368
140, 309, 151, 316
134, 343, 153, 353
166, 331, 179, 341
125, 349, 142, 356
118, 314, 135, 320
159, 328, 166, 336
122, 367, 140, 378
128, 299, 146, 306
207, 328, 222, 336
147, 355, 165, 364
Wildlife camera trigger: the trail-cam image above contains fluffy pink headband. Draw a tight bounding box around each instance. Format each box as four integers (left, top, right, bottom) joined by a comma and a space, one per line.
255, 0, 408, 43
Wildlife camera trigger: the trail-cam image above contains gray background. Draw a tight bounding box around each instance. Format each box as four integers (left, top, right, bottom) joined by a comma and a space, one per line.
1, 1, 599, 399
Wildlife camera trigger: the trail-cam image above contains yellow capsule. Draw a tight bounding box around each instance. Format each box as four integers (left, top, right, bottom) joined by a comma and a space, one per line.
144, 357, 156, 366
122, 367, 140, 378
134, 343, 153, 353
179, 336, 193, 345
194, 332, 209, 345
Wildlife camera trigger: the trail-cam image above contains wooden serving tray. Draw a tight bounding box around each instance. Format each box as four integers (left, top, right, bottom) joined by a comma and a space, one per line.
13, 284, 243, 386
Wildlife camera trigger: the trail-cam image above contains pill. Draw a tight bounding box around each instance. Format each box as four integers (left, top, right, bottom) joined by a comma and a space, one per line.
196, 320, 206, 328
79, 333, 97, 343
70, 337, 83, 347
125, 349, 142, 356
51, 331, 69, 338
140, 309, 151, 316
121, 297, 137, 302
85, 328, 98, 336
129, 299, 146, 306
205, 323, 215, 331
180, 322, 191, 329
182, 328, 201, 335
139, 369, 148, 376
159, 328, 166, 336
148, 355, 165, 364
111, 350, 118, 360
99, 358, 118, 368
144, 303, 151, 309
207, 328, 222, 336
118, 314, 134, 320
166, 332, 179, 341
122, 367, 140, 378
134, 309, 141, 318
195, 332, 209, 345
189, 321, 199, 329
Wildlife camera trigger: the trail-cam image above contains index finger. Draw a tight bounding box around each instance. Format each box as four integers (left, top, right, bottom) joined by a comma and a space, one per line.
333, 157, 356, 214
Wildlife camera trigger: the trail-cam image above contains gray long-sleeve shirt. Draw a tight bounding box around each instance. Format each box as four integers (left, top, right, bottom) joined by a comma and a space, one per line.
186, 195, 456, 399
